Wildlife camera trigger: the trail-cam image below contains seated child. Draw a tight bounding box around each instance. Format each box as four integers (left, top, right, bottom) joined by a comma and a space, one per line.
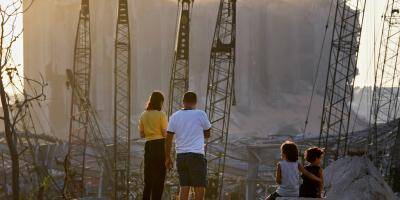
300, 147, 324, 198
266, 141, 322, 200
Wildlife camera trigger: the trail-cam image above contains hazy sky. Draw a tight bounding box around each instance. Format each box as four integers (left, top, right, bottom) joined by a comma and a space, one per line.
356, 0, 386, 87
7, 0, 386, 87
1, 0, 24, 96
1, 1, 23, 68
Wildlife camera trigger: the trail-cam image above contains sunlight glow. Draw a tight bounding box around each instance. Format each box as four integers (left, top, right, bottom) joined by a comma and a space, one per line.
0, 0, 24, 100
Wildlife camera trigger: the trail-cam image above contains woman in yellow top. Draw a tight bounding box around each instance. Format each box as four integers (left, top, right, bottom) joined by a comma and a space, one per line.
139, 91, 168, 200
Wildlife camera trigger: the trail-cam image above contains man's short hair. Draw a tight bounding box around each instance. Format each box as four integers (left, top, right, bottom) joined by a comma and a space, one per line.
183, 91, 197, 103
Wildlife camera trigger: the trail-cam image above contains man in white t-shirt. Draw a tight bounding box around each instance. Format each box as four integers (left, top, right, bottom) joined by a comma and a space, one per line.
165, 91, 211, 200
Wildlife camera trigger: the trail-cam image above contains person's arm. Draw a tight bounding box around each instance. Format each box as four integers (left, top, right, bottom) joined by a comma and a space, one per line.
204, 128, 211, 139
298, 164, 322, 183
201, 111, 212, 139
161, 112, 168, 137
319, 168, 324, 192
276, 162, 282, 185
139, 119, 145, 138
165, 132, 174, 170
165, 116, 175, 171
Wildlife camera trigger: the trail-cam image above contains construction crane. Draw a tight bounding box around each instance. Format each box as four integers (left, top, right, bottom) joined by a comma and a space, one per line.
204, 0, 236, 199
368, 0, 400, 192
113, 0, 132, 199
64, 0, 92, 197
319, 0, 366, 164
168, 0, 193, 117
66, 69, 113, 198
369, 0, 400, 172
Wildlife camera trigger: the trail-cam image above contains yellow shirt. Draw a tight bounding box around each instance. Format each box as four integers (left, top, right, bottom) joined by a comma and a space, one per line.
139, 110, 168, 141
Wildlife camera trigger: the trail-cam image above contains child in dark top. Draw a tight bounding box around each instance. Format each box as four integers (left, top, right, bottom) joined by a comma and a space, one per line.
300, 147, 324, 198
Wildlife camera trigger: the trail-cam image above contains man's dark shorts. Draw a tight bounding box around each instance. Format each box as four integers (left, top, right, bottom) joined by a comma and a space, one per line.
176, 153, 207, 187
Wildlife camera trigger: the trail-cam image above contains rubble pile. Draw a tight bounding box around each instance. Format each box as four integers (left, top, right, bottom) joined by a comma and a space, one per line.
324, 156, 397, 200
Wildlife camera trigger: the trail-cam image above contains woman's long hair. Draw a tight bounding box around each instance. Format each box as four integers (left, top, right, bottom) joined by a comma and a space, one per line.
146, 91, 164, 111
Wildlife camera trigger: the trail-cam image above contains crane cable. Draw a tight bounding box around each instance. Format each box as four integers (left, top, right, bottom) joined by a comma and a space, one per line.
350, 0, 377, 137
302, 0, 335, 136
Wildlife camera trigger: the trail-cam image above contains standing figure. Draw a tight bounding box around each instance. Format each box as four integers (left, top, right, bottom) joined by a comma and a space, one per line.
165, 91, 212, 200
139, 91, 168, 200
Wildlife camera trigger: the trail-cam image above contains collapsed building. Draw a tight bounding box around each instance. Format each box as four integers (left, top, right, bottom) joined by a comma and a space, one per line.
0, 0, 399, 199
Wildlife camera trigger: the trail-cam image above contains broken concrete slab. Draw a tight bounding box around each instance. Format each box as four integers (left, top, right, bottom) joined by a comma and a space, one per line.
324, 156, 396, 200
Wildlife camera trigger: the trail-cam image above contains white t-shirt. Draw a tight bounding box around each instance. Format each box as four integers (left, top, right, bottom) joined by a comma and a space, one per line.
167, 109, 212, 155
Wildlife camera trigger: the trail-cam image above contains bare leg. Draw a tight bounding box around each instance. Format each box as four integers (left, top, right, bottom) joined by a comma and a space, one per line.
180, 186, 190, 200
194, 187, 205, 200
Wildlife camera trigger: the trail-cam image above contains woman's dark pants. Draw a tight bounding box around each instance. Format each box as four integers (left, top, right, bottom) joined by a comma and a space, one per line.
142, 139, 166, 200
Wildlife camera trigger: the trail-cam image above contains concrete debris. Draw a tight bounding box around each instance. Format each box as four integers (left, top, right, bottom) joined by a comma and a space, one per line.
324, 156, 396, 200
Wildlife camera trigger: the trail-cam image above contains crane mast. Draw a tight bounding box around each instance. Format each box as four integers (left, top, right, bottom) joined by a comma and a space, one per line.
368, 0, 400, 192
66, 69, 113, 198
113, 0, 132, 199
204, 0, 236, 199
168, 0, 193, 116
64, 0, 91, 197
369, 0, 400, 167
319, 0, 366, 163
